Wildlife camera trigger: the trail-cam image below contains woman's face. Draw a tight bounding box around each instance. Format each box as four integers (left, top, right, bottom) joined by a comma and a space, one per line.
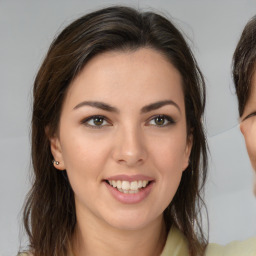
240, 71, 256, 193
50, 48, 192, 231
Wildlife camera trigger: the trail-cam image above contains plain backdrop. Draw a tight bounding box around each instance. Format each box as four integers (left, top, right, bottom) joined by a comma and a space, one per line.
1, 1, 256, 255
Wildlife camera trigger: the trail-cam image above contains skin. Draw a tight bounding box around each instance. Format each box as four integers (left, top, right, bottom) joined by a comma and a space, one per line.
240, 71, 256, 195
50, 48, 192, 256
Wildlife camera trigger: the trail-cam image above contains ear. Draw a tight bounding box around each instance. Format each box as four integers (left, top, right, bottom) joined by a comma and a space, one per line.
45, 127, 66, 171
182, 133, 193, 171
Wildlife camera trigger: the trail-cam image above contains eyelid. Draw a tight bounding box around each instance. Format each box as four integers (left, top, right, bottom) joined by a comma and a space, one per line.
146, 114, 175, 127
80, 115, 112, 128
243, 111, 256, 121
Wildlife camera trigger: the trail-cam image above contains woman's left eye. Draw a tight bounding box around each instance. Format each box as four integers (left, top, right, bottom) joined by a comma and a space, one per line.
81, 115, 110, 128
147, 115, 174, 127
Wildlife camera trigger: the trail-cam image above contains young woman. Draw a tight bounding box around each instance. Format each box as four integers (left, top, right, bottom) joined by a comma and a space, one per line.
233, 15, 256, 195
19, 6, 256, 256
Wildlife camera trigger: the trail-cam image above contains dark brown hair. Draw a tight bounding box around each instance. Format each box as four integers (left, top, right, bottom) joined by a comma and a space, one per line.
22, 6, 208, 256
233, 15, 256, 116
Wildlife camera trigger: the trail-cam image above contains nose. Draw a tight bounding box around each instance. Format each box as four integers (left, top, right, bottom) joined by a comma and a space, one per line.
112, 125, 147, 167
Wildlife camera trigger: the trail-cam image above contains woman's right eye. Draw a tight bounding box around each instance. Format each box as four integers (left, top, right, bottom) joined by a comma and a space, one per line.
81, 115, 111, 128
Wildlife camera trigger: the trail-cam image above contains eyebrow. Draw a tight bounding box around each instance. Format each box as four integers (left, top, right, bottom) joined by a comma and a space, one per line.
73, 100, 180, 113
141, 100, 181, 113
73, 101, 119, 113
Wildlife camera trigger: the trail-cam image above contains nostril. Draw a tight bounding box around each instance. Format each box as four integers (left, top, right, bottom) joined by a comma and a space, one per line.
116, 157, 145, 167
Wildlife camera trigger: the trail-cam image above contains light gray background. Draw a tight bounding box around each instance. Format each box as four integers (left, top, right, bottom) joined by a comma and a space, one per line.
1, 1, 256, 255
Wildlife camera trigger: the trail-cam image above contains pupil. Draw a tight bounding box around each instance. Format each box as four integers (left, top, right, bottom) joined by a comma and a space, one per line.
94, 117, 103, 125
155, 116, 164, 125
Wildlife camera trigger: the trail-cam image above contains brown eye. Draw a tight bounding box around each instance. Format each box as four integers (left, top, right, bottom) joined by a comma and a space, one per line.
82, 115, 110, 128
155, 116, 165, 126
148, 115, 174, 127
93, 116, 104, 126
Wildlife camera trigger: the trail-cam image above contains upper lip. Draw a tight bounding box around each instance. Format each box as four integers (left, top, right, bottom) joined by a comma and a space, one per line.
105, 174, 154, 182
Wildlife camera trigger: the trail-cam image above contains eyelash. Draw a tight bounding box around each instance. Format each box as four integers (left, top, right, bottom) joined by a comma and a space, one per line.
243, 111, 256, 121
81, 114, 175, 129
81, 115, 111, 129
146, 115, 175, 127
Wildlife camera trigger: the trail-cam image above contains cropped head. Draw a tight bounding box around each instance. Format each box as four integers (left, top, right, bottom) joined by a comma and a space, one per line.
233, 15, 256, 193
24, 6, 207, 256
233, 15, 256, 117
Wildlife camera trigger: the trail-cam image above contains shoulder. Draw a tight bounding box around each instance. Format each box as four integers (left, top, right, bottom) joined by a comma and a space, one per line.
206, 237, 256, 256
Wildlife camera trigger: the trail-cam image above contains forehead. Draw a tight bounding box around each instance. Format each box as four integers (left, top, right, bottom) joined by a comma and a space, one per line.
64, 48, 185, 110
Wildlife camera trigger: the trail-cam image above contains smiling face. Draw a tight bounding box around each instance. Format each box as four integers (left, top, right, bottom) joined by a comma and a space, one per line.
50, 48, 192, 231
240, 71, 256, 193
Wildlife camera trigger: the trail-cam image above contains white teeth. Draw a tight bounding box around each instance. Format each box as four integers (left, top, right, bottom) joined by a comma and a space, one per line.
130, 181, 138, 190
112, 180, 117, 188
117, 180, 122, 189
129, 189, 139, 193
108, 180, 150, 193
142, 180, 147, 187
117, 188, 139, 194
122, 181, 130, 190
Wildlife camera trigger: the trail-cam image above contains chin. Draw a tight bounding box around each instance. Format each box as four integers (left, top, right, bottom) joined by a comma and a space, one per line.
105, 210, 161, 231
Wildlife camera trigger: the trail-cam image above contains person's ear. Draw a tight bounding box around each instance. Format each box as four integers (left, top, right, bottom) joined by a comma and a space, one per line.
183, 133, 193, 171
45, 127, 65, 170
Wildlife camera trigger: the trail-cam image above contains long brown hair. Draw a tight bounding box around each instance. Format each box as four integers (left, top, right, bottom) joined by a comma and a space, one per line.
22, 6, 208, 256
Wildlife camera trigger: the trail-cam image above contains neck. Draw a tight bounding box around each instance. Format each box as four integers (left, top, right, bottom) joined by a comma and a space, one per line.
71, 211, 167, 256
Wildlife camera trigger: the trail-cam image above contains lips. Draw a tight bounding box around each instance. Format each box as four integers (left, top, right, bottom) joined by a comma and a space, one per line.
104, 175, 154, 204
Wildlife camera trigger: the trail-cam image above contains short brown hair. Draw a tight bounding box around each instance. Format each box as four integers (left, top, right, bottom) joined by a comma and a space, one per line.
233, 15, 256, 116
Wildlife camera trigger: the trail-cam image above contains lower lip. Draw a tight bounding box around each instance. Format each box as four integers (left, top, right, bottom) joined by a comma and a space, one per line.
105, 181, 154, 204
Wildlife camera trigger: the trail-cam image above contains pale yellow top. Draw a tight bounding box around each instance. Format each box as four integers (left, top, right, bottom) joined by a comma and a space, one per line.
205, 237, 256, 256
160, 226, 190, 255
161, 226, 256, 256
19, 227, 256, 256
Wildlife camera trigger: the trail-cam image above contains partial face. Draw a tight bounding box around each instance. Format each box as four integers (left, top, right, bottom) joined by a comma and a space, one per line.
50, 48, 192, 231
240, 71, 256, 194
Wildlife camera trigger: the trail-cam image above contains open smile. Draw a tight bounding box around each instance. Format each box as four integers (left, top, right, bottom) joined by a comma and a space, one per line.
104, 175, 155, 204
106, 180, 151, 193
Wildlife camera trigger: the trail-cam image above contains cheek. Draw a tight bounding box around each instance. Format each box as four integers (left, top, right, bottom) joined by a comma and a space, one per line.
149, 135, 186, 212
146, 130, 188, 210
60, 131, 112, 184
149, 131, 189, 172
